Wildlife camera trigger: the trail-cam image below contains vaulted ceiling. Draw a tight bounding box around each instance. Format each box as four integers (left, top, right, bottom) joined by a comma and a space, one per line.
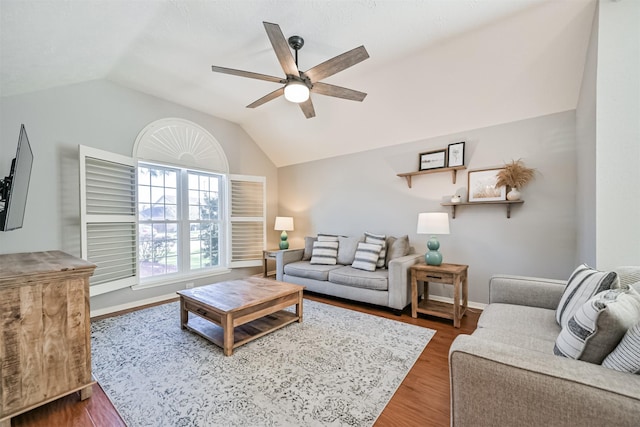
0, 0, 596, 167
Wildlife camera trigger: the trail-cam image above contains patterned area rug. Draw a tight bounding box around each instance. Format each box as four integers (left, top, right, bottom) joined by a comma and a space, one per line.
91, 299, 435, 426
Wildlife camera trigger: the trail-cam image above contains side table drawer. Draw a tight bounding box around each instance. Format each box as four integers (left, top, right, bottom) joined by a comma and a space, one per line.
415, 271, 454, 284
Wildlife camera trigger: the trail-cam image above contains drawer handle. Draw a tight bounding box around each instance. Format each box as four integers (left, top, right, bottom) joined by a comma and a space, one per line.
196, 308, 208, 316
426, 275, 443, 280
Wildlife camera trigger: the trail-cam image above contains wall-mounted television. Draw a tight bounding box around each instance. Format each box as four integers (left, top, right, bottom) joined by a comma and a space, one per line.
1, 124, 34, 231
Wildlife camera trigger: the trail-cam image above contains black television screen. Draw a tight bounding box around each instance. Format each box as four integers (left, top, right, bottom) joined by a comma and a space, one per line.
1, 124, 34, 231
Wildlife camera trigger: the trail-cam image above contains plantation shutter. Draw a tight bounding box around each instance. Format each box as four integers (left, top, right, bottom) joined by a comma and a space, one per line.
229, 175, 266, 267
79, 145, 137, 296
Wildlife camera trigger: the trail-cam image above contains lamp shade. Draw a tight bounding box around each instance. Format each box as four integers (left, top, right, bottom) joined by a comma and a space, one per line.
274, 216, 294, 231
417, 212, 450, 235
284, 81, 309, 103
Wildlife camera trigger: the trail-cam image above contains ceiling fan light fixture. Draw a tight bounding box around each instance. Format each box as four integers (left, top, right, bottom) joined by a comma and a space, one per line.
284, 81, 309, 103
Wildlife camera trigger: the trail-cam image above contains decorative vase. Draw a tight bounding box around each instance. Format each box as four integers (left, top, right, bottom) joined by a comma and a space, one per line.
507, 188, 521, 201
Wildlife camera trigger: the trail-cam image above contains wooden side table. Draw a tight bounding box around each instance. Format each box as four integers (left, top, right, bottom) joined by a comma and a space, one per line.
411, 263, 468, 328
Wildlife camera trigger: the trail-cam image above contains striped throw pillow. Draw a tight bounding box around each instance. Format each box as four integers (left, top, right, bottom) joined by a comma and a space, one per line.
556, 264, 618, 328
365, 232, 387, 269
553, 288, 640, 364
352, 242, 383, 272
310, 240, 339, 265
602, 321, 640, 373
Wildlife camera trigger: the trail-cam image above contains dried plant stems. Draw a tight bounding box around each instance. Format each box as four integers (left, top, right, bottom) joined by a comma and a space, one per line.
496, 159, 536, 189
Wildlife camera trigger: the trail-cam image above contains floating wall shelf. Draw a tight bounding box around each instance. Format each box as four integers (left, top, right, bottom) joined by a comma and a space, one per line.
397, 166, 467, 188
441, 200, 524, 219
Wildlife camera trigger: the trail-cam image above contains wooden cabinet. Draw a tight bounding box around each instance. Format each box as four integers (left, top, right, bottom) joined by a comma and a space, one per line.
0, 251, 96, 427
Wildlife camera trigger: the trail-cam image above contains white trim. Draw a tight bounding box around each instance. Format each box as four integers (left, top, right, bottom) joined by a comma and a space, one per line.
131, 268, 232, 291
90, 293, 178, 318
427, 294, 487, 311
89, 277, 138, 297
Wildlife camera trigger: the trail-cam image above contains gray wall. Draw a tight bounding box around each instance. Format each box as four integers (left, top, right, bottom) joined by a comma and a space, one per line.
278, 111, 578, 305
575, 3, 598, 267
594, 0, 640, 268
0, 79, 279, 311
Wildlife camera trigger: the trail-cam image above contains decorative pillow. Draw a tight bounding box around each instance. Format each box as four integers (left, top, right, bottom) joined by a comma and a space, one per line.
310, 240, 339, 265
364, 232, 387, 269
317, 234, 339, 242
337, 236, 361, 265
302, 236, 317, 261
602, 321, 640, 373
385, 235, 410, 267
556, 264, 618, 328
351, 242, 383, 272
553, 287, 640, 364
613, 266, 640, 289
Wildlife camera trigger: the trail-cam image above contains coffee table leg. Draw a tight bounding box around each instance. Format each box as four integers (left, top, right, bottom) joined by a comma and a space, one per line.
223, 313, 233, 356
296, 290, 303, 323
180, 297, 187, 329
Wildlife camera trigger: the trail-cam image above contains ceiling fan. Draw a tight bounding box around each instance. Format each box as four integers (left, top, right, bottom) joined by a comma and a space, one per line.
211, 22, 370, 119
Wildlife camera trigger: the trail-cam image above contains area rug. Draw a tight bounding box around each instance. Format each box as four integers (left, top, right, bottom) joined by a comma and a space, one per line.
91, 300, 435, 427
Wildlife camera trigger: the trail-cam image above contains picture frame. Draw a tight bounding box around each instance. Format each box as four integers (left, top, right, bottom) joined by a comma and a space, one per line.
419, 149, 447, 171
447, 141, 465, 167
467, 168, 507, 202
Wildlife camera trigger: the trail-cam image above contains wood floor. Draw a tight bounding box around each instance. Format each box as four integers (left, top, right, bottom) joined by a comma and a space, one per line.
12, 292, 480, 427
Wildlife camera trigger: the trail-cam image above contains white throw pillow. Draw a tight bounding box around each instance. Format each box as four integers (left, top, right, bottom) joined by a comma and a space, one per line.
602, 320, 640, 373
351, 242, 383, 272
553, 287, 640, 364
310, 240, 339, 265
556, 264, 618, 328
364, 232, 387, 269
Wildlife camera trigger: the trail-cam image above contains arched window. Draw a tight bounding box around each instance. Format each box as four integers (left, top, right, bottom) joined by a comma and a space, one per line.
80, 119, 265, 296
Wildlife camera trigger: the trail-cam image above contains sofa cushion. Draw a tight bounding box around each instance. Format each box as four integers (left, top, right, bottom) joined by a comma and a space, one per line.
477, 303, 560, 342
554, 288, 640, 364
385, 235, 410, 268
302, 236, 317, 261
472, 327, 555, 355
328, 266, 389, 291
602, 320, 640, 373
310, 240, 339, 265
337, 236, 361, 265
283, 261, 342, 281
365, 231, 387, 268
351, 242, 382, 272
556, 264, 618, 328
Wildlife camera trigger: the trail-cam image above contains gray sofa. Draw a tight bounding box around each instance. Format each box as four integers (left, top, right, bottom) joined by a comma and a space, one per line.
449, 273, 640, 427
275, 247, 422, 311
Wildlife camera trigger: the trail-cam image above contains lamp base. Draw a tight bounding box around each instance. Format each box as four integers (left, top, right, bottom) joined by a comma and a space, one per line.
279, 230, 289, 250
425, 236, 443, 266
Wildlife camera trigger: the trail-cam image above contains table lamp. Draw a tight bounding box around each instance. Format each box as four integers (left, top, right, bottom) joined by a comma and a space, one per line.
274, 216, 294, 250
416, 212, 450, 266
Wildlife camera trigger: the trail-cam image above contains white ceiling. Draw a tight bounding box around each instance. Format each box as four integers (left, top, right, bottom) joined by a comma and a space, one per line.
0, 0, 596, 167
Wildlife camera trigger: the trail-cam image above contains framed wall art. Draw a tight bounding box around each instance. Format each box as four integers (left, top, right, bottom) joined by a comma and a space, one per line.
467, 168, 507, 202
419, 149, 447, 171
447, 142, 465, 167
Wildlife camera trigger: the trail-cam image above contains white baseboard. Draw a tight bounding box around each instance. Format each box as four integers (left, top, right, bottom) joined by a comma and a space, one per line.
427, 294, 486, 311
90, 293, 178, 318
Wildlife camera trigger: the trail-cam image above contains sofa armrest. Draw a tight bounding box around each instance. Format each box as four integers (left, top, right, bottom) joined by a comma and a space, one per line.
387, 253, 423, 310
449, 334, 640, 427
275, 249, 304, 281
489, 274, 566, 310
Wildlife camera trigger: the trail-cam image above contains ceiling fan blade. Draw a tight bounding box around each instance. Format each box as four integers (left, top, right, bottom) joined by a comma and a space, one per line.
263, 22, 300, 77
299, 98, 316, 119
304, 45, 369, 83
211, 65, 284, 84
246, 87, 285, 108
312, 82, 367, 102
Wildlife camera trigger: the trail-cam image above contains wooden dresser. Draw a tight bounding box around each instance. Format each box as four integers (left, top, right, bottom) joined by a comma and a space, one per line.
0, 251, 96, 427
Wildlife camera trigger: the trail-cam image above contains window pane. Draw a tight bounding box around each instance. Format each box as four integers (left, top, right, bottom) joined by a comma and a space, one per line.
165, 170, 177, 188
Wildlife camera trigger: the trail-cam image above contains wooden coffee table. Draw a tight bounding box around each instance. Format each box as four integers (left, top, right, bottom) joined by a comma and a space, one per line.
176, 277, 304, 356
